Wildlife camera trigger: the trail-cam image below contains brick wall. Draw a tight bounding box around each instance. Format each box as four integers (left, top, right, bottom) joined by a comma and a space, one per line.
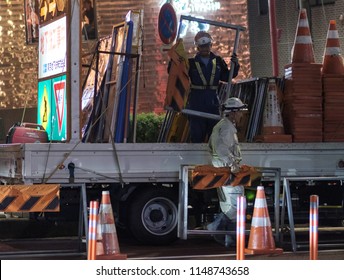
0, 0, 250, 114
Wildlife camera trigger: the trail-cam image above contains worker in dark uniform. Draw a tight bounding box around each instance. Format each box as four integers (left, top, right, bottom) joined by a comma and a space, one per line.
187, 31, 240, 143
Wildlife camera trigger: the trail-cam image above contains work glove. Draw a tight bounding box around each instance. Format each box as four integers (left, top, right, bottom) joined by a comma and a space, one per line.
230, 162, 240, 174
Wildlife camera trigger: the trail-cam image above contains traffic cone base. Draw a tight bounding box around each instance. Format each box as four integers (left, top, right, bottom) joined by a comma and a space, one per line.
96, 253, 127, 260
263, 126, 284, 135
245, 247, 283, 255
254, 134, 292, 143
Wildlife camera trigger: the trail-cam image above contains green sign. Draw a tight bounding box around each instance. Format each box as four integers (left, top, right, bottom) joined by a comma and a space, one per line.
38, 75, 67, 141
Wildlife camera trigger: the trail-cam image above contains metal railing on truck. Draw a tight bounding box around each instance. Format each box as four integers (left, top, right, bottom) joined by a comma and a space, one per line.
281, 176, 344, 252
178, 165, 281, 243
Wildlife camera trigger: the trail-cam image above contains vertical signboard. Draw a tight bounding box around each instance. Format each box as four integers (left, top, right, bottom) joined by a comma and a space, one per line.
38, 14, 68, 141
38, 16, 67, 79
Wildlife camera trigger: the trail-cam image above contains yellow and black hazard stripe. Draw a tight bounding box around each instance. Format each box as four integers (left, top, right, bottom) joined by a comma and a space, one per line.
191, 165, 230, 190
165, 39, 190, 112
191, 165, 261, 190
0, 184, 60, 212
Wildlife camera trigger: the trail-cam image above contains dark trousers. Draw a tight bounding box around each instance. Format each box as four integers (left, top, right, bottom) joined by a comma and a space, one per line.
189, 116, 218, 143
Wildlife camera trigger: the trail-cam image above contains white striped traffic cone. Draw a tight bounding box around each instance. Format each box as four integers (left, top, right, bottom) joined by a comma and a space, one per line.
96, 190, 126, 260
245, 186, 283, 255
291, 8, 315, 63
262, 79, 285, 135
322, 20, 344, 75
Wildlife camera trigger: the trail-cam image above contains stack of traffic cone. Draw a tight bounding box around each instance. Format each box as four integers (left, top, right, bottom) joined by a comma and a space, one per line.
254, 78, 292, 143
96, 191, 127, 260
245, 186, 283, 255
322, 20, 344, 141
283, 8, 323, 142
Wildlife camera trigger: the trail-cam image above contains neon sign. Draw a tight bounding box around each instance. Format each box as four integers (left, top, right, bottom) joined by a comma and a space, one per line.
172, 0, 221, 13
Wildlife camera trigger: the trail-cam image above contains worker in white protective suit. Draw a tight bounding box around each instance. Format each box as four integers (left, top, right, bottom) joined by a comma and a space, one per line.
207, 97, 247, 247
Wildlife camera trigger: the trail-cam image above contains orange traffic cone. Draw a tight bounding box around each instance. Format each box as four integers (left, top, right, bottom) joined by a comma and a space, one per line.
96, 191, 127, 260
254, 79, 292, 143
262, 79, 284, 135
322, 20, 344, 75
291, 8, 315, 63
245, 186, 283, 255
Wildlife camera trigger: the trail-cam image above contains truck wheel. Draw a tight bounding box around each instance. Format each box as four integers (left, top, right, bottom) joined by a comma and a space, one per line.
128, 187, 178, 245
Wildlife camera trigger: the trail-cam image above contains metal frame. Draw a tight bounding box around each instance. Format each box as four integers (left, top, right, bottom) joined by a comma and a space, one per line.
63, 183, 88, 253
178, 165, 281, 242
281, 176, 344, 252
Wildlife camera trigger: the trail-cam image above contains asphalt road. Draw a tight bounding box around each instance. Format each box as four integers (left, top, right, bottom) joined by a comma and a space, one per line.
1, 218, 344, 260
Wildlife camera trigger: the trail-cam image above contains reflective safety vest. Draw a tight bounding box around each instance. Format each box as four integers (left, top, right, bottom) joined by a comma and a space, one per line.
190, 58, 218, 90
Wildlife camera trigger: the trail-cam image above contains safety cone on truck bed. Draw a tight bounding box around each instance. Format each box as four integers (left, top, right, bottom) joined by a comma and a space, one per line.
245, 186, 283, 255
291, 8, 315, 64
322, 20, 344, 75
254, 79, 292, 143
96, 191, 127, 260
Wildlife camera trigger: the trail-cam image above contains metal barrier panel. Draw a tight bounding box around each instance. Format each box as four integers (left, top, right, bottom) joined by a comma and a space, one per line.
281, 176, 344, 252
178, 165, 281, 242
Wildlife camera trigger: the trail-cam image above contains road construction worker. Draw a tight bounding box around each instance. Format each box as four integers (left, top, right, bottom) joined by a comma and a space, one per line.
207, 97, 247, 247
187, 31, 240, 143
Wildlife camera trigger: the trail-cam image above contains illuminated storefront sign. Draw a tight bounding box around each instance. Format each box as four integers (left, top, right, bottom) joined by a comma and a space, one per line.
38, 15, 67, 79
171, 0, 221, 13
160, 0, 221, 37
37, 75, 67, 141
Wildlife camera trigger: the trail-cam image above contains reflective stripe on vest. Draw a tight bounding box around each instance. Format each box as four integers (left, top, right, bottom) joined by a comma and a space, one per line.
190, 85, 218, 90
191, 58, 217, 90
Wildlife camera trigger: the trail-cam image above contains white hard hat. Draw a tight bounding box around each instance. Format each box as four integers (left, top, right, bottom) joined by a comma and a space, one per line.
194, 31, 213, 46
222, 97, 247, 114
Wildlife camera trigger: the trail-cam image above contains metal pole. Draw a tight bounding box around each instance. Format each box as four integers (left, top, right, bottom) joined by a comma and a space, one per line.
236, 196, 246, 260
181, 108, 221, 121
310, 195, 319, 260
70, 0, 81, 142
179, 15, 246, 31
225, 30, 241, 100
268, 0, 279, 76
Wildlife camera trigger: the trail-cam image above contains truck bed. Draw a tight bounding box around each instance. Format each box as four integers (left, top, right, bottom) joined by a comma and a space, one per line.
1, 142, 344, 184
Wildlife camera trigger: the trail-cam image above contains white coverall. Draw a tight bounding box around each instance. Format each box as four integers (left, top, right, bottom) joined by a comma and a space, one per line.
208, 117, 245, 221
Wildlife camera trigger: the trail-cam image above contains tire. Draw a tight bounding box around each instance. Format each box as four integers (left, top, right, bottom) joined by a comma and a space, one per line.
128, 187, 178, 245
